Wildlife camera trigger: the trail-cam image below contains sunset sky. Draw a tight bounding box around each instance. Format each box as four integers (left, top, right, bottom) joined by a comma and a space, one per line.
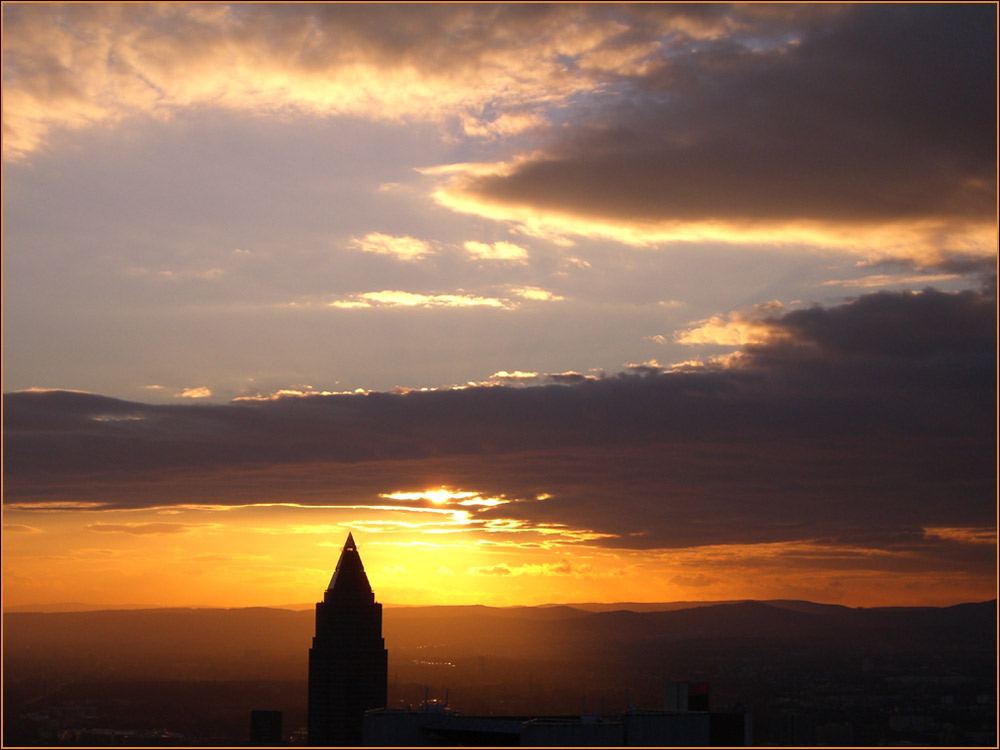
2, 3, 995, 611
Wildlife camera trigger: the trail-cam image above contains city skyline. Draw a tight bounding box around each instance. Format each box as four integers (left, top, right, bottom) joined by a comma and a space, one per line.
2, 3, 995, 611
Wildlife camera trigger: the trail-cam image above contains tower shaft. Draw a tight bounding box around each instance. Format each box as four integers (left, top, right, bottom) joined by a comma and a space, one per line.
307, 534, 387, 746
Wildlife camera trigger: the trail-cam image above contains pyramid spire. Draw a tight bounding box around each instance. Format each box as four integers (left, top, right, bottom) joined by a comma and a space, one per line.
326, 532, 373, 600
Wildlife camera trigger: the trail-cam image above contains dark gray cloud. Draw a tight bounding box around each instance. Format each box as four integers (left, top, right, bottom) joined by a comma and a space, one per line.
4, 287, 994, 556
456, 4, 995, 233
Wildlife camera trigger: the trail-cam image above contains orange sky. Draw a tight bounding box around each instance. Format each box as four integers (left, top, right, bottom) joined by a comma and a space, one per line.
3, 476, 994, 610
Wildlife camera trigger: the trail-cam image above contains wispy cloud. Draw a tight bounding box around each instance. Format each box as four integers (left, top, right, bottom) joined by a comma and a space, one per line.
328, 291, 507, 309
820, 273, 962, 289
87, 522, 216, 535
463, 240, 529, 262
511, 287, 564, 302
2, 524, 42, 534
349, 233, 433, 262
320, 286, 566, 310
467, 559, 592, 577
923, 527, 996, 545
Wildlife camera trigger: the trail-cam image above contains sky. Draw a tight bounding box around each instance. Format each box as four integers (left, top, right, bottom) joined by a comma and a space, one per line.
2, 3, 996, 610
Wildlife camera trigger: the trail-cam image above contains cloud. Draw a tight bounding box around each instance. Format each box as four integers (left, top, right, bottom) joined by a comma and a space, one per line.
2, 524, 41, 534
477, 370, 600, 388
669, 573, 719, 588
511, 287, 564, 302
235, 387, 342, 402
5, 5, 991, 268
460, 110, 549, 140
923, 527, 996, 546
328, 291, 507, 309
853, 253, 997, 287
3, 287, 993, 568
175, 387, 212, 399
87, 522, 209, 535
739, 287, 995, 363
674, 302, 786, 346
322, 287, 565, 310
131, 267, 226, 282
820, 273, 963, 289
468, 564, 513, 577
3, 4, 741, 160
463, 241, 529, 262
350, 233, 433, 262
467, 559, 592, 577
431, 4, 995, 262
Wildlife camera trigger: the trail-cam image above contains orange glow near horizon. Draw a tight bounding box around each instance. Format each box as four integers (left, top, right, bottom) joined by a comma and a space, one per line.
2, 498, 995, 611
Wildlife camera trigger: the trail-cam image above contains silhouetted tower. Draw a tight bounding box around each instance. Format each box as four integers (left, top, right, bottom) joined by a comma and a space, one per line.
308, 533, 387, 746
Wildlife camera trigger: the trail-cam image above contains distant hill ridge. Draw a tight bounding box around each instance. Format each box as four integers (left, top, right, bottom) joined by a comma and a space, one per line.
9, 597, 989, 614
5, 597, 994, 685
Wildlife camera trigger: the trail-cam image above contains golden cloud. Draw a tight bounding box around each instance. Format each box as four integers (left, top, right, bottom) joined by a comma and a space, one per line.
431, 162, 997, 264
328, 291, 508, 309
674, 302, 787, 347
463, 240, 529, 262
820, 273, 963, 289
87, 522, 215, 535
175, 386, 213, 399
2, 4, 674, 160
467, 558, 593, 577
350, 233, 433, 262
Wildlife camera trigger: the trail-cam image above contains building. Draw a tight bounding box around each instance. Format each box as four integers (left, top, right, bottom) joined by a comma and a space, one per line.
307, 533, 388, 746
365, 707, 751, 746
249, 709, 282, 746
365, 684, 751, 747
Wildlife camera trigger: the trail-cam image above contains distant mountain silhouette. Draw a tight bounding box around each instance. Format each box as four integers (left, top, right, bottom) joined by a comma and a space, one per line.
542, 599, 748, 613
5, 599, 993, 684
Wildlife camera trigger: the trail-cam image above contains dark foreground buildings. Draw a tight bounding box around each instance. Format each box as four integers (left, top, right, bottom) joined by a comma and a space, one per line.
364, 687, 751, 747
307, 533, 388, 746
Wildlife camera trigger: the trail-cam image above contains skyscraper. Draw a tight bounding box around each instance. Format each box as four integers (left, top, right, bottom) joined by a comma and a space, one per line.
308, 533, 388, 746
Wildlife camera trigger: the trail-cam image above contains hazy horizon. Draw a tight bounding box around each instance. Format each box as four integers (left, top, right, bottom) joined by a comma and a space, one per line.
6, 594, 996, 616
